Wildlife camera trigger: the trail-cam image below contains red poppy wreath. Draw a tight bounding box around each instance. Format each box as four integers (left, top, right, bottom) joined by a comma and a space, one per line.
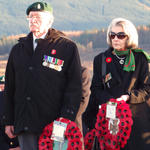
39, 118, 83, 150
84, 129, 96, 150
95, 98, 133, 150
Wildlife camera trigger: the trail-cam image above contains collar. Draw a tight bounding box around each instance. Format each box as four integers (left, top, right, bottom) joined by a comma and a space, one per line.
33, 32, 48, 50
19, 28, 66, 44
33, 31, 48, 42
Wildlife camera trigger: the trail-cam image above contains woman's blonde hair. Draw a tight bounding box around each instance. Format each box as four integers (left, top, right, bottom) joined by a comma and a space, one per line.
107, 18, 138, 49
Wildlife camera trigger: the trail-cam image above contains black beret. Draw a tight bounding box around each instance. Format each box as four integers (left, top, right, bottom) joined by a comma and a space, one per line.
26, 1, 53, 15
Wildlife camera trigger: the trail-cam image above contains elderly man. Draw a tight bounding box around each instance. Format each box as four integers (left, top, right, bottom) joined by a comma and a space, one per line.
4, 2, 82, 150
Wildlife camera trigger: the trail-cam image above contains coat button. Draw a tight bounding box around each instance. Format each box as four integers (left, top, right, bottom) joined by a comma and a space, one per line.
10, 141, 14, 146
24, 126, 28, 131
2, 115, 6, 119
28, 66, 33, 70
26, 97, 31, 101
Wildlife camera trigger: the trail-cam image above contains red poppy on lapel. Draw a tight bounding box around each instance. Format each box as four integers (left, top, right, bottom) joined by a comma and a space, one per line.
51, 49, 56, 55
106, 57, 112, 63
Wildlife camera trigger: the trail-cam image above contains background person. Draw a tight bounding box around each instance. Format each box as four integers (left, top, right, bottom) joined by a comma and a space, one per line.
0, 76, 20, 150
75, 66, 91, 150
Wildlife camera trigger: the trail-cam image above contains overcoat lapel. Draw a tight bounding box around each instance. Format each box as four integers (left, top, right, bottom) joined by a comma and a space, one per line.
19, 33, 34, 57
105, 48, 122, 86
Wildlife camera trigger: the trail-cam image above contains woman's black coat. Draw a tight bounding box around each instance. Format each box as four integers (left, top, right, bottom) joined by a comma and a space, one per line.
83, 47, 150, 150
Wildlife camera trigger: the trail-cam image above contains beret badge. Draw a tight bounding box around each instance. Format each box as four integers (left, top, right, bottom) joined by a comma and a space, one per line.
37, 4, 41, 9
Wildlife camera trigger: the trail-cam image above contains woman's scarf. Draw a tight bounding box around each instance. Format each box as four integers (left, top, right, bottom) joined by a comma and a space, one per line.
113, 49, 150, 72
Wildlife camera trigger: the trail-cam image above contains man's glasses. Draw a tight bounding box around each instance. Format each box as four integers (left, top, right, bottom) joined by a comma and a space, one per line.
109, 32, 127, 40
27, 16, 47, 21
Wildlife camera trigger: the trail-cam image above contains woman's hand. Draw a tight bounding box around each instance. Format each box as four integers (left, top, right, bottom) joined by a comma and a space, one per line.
116, 94, 129, 102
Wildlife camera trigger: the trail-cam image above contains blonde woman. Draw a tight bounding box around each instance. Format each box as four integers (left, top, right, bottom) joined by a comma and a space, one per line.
84, 18, 150, 150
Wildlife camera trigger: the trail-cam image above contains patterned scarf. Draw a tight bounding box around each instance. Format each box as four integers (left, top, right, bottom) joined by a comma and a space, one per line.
114, 49, 150, 72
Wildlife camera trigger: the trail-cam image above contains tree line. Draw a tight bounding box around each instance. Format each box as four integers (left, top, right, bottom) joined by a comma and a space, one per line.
0, 26, 150, 57
72, 26, 150, 52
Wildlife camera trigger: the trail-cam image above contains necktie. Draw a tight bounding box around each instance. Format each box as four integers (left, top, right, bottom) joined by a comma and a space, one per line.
35, 39, 40, 43
34, 39, 40, 50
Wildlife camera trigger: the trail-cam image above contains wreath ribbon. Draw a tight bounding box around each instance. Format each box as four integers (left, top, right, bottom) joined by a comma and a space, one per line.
39, 118, 83, 150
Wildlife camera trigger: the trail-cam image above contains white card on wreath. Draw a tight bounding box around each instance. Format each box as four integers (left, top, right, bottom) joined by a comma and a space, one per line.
106, 103, 117, 119
51, 121, 67, 142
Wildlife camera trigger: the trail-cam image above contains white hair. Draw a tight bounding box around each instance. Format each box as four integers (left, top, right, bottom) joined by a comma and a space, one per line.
107, 18, 138, 49
40, 11, 54, 28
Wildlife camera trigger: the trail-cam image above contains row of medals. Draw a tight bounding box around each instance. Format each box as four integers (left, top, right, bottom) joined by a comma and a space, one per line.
42, 61, 63, 72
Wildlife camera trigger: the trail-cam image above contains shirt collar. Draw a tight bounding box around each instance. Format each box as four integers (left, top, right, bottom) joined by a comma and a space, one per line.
33, 31, 48, 42
32, 32, 48, 50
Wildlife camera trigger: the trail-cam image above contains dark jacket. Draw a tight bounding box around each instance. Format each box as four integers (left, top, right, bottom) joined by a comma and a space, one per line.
0, 91, 9, 150
0, 91, 19, 149
83, 47, 150, 150
4, 28, 82, 135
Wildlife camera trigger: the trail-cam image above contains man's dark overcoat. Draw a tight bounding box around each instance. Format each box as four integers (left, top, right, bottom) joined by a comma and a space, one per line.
4, 29, 82, 135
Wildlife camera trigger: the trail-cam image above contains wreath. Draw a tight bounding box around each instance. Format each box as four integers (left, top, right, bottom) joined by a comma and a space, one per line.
95, 98, 133, 150
39, 118, 83, 150
84, 129, 96, 150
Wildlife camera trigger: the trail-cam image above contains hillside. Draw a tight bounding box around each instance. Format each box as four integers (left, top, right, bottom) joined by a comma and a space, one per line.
1, 0, 150, 37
